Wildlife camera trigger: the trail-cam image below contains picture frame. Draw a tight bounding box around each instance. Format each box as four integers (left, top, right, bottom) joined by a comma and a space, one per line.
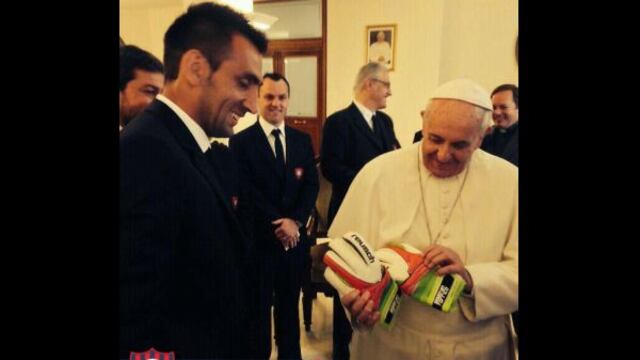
366, 24, 396, 71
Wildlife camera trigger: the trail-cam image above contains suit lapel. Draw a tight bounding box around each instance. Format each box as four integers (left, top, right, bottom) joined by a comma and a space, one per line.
155, 101, 248, 248
283, 126, 298, 191
348, 103, 383, 151
374, 114, 397, 151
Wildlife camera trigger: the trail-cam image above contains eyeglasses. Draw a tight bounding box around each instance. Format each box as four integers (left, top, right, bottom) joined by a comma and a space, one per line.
371, 78, 391, 89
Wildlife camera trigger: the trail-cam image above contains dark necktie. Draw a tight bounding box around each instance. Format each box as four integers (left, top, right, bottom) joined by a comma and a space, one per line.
272, 128, 286, 178
372, 113, 388, 149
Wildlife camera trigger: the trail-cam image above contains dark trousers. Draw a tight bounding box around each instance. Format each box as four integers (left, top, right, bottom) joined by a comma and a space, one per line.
332, 291, 352, 360
256, 245, 304, 360
327, 212, 352, 360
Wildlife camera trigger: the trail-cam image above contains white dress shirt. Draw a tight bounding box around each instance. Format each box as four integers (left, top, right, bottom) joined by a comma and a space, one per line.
353, 99, 375, 130
156, 94, 211, 153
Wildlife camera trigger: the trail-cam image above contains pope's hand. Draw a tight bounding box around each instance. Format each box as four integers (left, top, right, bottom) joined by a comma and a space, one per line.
341, 289, 380, 330
423, 244, 474, 292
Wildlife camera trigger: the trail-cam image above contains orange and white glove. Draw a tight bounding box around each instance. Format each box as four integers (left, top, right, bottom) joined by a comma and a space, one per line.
376, 243, 466, 313
323, 232, 401, 328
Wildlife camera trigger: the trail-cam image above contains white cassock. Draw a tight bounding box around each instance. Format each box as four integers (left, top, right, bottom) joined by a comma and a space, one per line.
369, 41, 392, 65
329, 142, 518, 360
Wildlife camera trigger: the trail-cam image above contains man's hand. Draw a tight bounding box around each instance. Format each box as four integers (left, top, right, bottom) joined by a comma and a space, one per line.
423, 244, 474, 292
341, 289, 380, 330
272, 218, 300, 250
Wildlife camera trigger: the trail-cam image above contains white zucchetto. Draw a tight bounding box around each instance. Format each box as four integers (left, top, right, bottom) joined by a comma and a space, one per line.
429, 78, 493, 111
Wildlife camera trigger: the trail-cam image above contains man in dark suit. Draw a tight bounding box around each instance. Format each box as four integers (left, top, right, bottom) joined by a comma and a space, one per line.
481, 84, 519, 166
119, 3, 267, 359
320, 62, 400, 360
229, 73, 319, 360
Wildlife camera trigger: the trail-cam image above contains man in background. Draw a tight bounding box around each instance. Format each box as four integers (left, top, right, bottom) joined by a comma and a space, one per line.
119, 45, 164, 131
320, 62, 400, 359
230, 73, 318, 360
481, 84, 519, 166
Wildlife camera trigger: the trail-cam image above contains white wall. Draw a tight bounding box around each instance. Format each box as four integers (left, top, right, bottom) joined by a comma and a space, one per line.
120, 4, 184, 61
327, 0, 518, 145
255, 0, 322, 39
439, 0, 519, 88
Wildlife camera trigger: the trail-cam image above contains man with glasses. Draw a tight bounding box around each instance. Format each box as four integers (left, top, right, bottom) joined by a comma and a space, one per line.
320, 62, 400, 360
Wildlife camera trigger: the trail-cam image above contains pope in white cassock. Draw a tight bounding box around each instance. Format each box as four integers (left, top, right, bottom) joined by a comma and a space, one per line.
369, 31, 392, 67
329, 78, 518, 360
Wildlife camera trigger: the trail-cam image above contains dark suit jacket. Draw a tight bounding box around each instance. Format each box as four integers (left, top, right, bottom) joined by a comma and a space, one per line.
413, 129, 423, 143
229, 121, 319, 255
481, 122, 519, 166
120, 100, 255, 359
320, 102, 400, 224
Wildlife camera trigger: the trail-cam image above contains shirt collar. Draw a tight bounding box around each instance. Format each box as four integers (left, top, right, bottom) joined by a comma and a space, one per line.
156, 94, 211, 153
497, 121, 518, 134
258, 116, 286, 139
353, 99, 375, 125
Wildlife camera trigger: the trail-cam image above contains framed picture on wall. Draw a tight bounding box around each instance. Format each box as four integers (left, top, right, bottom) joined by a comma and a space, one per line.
366, 24, 396, 71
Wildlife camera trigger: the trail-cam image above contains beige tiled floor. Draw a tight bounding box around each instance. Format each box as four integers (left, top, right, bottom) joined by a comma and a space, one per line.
270, 293, 335, 360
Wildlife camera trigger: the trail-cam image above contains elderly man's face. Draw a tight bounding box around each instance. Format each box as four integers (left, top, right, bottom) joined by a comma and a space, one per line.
421, 99, 484, 178
367, 69, 392, 109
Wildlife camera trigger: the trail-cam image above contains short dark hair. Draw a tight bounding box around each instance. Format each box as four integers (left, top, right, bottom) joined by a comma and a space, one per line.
491, 84, 518, 108
163, 3, 268, 81
119, 45, 164, 91
261, 73, 290, 95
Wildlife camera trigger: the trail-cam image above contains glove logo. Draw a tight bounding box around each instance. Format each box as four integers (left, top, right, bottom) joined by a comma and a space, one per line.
432, 274, 455, 310
348, 233, 375, 263
129, 347, 175, 360
433, 284, 450, 307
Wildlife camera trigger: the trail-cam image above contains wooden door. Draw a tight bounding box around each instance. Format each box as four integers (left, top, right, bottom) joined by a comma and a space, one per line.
267, 38, 325, 158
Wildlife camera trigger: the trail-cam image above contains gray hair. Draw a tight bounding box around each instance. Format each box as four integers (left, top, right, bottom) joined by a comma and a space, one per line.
353, 62, 387, 92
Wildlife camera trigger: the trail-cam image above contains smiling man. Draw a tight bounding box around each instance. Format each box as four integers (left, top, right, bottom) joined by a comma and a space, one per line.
229, 73, 319, 360
329, 78, 518, 360
119, 3, 267, 359
481, 84, 519, 166
320, 62, 401, 359
119, 45, 164, 130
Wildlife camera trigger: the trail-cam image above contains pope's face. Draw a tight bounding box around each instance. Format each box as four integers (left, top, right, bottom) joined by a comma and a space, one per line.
421, 100, 483, 178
